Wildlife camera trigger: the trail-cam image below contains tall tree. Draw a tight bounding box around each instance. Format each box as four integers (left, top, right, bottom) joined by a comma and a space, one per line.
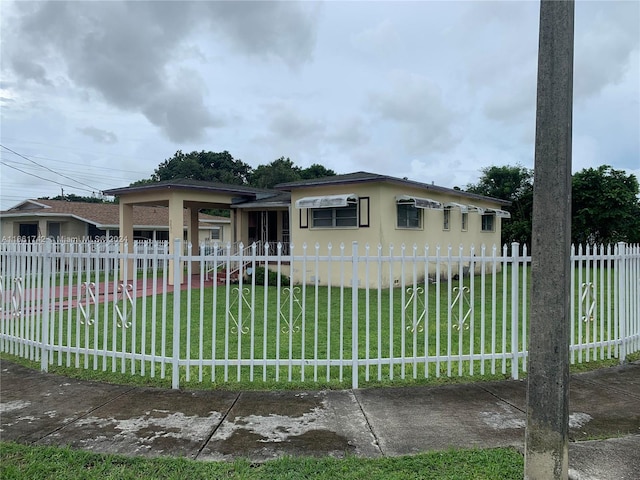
131, 152, 337, 189
301, 164, 337, 180
249, 158, 337, 189
466, 165, 534, 245
250, 157, 302, 189
572, 165, 640, 245
151, 150, 252, 185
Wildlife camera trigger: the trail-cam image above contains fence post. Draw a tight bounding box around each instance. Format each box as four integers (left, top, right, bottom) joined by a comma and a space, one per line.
511, 242, 520, 379
40, 239, 52, 372
352, 241, 359, 389
617, 242, 627, 364
172, 238, 182, 389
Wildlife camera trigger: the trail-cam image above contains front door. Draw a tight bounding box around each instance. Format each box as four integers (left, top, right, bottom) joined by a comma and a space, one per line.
248, 211, 280, 246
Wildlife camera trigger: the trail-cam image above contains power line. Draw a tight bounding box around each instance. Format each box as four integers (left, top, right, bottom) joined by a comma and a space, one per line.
1, 152, 149, 175
1, 144, 103, 192
1, 160, 137, 183
0, 136, 156, 163
0, 161, 95, 193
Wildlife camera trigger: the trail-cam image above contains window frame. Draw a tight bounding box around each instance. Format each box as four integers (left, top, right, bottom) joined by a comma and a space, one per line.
396, 203, 422, 229
47, 222, 61, 239
481, 213, 495, 232
443, 209, 451, 231
311, 203, 358, 229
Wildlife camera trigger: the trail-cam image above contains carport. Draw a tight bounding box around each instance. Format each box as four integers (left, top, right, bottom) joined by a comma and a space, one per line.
103, 179, 273, 284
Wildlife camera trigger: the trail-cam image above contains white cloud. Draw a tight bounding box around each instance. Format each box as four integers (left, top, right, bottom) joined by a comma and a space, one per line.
2, 1, 321, 144
574, 1, 639, 99
368, 71, 459, 154
0, 1, 637, 209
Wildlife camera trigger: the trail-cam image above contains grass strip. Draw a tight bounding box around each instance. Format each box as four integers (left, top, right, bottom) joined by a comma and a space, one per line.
0, 441, 524, 480
0, 353, 628, 392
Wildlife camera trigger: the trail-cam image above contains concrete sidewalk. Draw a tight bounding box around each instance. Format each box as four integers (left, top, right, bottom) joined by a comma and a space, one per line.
1, 359, 638, 479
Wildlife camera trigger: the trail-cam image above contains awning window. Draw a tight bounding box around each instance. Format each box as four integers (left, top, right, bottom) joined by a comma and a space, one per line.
444, 202, 469, 213
295, 193, 358, 209
395, 195, 443, 210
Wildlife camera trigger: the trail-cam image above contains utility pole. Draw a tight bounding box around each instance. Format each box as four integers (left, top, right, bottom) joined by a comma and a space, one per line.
525, 1, 574, 479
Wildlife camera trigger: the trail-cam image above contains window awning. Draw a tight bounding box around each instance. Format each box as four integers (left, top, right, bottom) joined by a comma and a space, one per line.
395, 195, 443, 210
444, 202, 469, 213
467, 205, 511, 218
467, 205, 486, 214
295, 193, 358, 209
485, 208, 511, 218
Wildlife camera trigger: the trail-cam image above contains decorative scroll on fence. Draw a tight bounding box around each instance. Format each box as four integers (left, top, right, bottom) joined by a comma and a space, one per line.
580, 282, 595, 323
114, 283, 133, 328
0, 240, 638, 390
78, 282, 96, 326
405, 287, 426, 333
10, 278, 23, 318
280, 286, 303, 334
229, 287, 251, 335
451, 286, 472, 331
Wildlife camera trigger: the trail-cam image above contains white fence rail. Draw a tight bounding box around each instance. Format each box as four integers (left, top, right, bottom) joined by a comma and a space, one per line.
1, 239, 638, 389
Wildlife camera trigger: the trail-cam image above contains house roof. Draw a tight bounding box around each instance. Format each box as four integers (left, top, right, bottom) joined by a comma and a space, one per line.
103, 178, 277, 200
100, 172, 511, 208
1, 199, 229, 229
231, 191, 291, 209
276, 171, 511, 206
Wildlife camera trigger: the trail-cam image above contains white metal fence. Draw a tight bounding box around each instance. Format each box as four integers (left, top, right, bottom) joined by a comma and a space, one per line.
1, 239, 638, 389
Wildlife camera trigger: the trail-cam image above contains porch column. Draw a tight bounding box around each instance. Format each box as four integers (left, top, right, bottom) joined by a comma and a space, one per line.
168, 197, 184, 285
37, 219, 47, 238
231, 209, 238, 245
188, 207, 200, 271
119, 202, 134, 280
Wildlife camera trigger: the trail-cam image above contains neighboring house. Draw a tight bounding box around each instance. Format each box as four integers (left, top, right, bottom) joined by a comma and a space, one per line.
102, 171, 511, 286
0, 199, 230, 244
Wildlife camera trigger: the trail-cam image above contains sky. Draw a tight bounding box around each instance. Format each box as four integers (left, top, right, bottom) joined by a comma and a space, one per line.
1, 0, 638, 210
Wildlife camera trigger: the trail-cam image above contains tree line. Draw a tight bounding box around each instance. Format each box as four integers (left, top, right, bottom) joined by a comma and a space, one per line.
129, 150, 336, 189
41, 149, 640, 247
466, 164, 640, 246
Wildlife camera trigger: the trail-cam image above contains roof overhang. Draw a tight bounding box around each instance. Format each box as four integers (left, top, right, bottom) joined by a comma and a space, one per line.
395, 195, 443, 210
295, 193, 358, 209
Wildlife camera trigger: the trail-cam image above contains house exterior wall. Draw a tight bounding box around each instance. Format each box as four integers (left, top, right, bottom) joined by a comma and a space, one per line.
1, 213, 224, 244
0, 216, 88, 240
116, 189, 239, 208
198, 222, 231, 244
287, 182, 505, 287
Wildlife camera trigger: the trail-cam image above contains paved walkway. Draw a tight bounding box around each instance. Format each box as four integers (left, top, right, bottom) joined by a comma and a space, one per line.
2, 273, 217, 318
1, 359, 639, 479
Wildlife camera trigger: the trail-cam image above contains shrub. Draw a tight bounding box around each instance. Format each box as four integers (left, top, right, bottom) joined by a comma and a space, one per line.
249, 266, 290, 286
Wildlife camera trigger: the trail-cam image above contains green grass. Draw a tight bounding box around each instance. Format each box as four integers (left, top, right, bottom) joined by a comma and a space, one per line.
0, 442, 524, 480
1, 265, 629, 390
